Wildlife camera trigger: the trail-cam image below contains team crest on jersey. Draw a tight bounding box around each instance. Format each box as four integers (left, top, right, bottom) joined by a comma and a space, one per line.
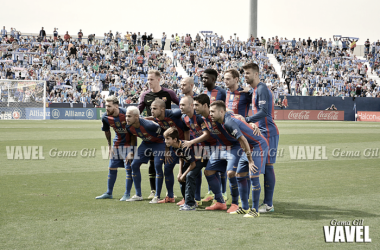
162, 97, 167, 102
211, 96, 216, 101
115, 121, 120, 127
235, 95, 240, 100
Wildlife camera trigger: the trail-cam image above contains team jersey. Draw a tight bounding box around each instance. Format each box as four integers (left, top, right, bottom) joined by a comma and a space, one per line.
101, 108, 133, 147
245, 82, 279, 139
181, 111, 217, 146
203, 114, 238, 147
204, 86, 226, 103
224, 114, 268, 150
138, 87, 179, 116
154, 109, 186, 140
226, 87, 252, 116
126, 117, 164, 144
169, 140, 197, 164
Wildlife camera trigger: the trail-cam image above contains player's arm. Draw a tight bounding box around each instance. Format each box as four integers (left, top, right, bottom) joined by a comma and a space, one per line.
179, 148, 196, 182
177, 158, 184, 182
245, 85, 269, 124
182, 118, 210, 148
168, 89, 180, 105
126, 135, 136, 162
180, 161, 196, 182
225, 120, 257, 173
137, 92, 146, 113
101, 117, 113, 158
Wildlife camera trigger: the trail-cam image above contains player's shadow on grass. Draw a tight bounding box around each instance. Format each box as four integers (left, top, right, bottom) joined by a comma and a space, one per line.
269, 201, 378, 220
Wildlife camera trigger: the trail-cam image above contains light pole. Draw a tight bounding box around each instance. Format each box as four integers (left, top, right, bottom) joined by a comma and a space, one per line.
249, 0, 258, 38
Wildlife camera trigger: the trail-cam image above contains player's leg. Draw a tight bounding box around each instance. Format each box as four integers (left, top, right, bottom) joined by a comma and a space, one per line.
158, 156, 178, 203
184, 159, 205, 207
126, 143, 150, 201
204, 150, 227, 210
95, 158, 123, 199
120, 160, 133, 201
195, 169, 202, 202
225, 146, 241, 213
148, 156, 156, 199
220, 171, 227, 199
260, 135, 278, 213
232, 154, 250, 214
149, 143, 166, 203
244, 146, 268, 218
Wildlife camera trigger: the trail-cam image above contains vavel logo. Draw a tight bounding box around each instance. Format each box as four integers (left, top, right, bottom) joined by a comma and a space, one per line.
324, 220, 371, 243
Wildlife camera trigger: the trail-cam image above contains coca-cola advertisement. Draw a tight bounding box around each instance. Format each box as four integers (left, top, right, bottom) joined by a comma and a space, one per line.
357, 111, 380, 122
247, 109, 344, 120
282, 110, 344, 121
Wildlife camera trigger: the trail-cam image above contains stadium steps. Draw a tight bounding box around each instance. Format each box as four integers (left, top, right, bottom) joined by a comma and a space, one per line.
268, 54, 284, 82
357, 56, 380, 83
164, 50, 189, 78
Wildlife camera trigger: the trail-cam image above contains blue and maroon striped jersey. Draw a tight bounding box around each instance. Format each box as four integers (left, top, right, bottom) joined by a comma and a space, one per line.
101, 108, 133, 147
245, 82, 279, 139
226, 87, 252, 117
154, 109, 186, 140
182, 111, 217, 146
203, 114, 237, 147
204, 86, 226, 103
126, 118, 164, 144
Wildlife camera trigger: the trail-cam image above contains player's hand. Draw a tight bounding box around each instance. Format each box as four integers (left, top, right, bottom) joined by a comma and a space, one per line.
249, 160, 258, 174
239, 86, 251, 93
177, 173, 182, 182
165, 154, 173, 164
249, 123, 262, 136
126, 152, 134, 163
179, 174, 186, 183
182, 140, 192, 149
233, 114, 245, 121
108, 145, 113, 159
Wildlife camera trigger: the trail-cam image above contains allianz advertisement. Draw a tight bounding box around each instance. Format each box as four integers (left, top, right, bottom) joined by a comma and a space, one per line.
50, 108, 97, 120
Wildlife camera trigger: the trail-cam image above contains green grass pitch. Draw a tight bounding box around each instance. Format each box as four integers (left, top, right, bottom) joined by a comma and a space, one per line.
0, 120, 379, 249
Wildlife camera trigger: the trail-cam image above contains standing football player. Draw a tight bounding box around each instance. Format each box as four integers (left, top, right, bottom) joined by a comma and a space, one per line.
201, 69, 228, 202
150, 99, 186, 203
138, 70, 179, 199
125, 106, 166, 203
241, 62, 280, 213
96, 96, 136, 201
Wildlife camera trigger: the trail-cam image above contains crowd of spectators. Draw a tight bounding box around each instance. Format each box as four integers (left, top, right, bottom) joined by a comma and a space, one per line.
1, 26, 379, 108
268, 36, 380, 98
0, 27, 180, 106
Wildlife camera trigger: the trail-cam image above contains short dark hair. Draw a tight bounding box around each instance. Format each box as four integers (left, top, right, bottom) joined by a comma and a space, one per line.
163, 127, 179, 141
225, 68, 239, 79
204, 68, 218, 79
242, 62, 259, 74
210, 100, 226, 111
193, 94, 210, 108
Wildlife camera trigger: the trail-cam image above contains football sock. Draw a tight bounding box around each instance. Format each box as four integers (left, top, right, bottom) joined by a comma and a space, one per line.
220, 171, 227, 193
164, 164, 175, 198
229, 176, 239, 205
106, 169, 117, 195
149, 160, 156, 191
237, 176, 249, 210
155, 164, 163, 199
131, 162, 142, 197
263, 165, 275, 207
206, 173, 224, 203
125, 163, 133, 196
251, 176, 261, 212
